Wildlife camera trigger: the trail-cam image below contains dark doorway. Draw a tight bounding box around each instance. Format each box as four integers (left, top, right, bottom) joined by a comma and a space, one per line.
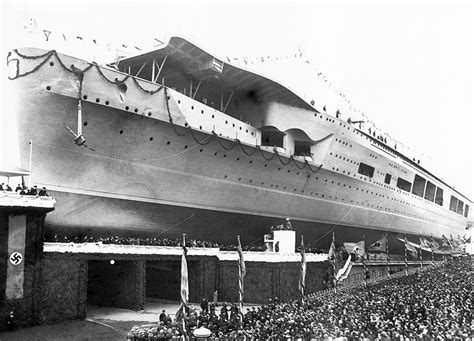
146, 260, 182, 301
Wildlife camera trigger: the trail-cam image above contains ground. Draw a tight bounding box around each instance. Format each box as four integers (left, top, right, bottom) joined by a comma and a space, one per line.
0, 299, 183, 340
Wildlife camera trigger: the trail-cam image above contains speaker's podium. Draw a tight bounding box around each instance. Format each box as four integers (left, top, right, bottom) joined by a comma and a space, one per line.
264, 219, 296, 254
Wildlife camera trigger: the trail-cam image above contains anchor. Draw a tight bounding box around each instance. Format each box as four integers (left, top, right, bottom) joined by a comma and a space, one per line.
66, 100, 95, 151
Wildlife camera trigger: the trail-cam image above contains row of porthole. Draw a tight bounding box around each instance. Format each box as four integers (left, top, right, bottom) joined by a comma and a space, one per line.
81, 94, 154, 117
177, 101, 256, 136
334, 138, 352, 148
329, 152, 359, 165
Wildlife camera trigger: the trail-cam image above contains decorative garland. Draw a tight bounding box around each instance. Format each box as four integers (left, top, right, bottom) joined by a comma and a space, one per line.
9, 48, 323, 174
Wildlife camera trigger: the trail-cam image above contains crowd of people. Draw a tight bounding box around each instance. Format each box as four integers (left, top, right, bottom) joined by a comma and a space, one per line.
129, 256, 471, 340
0, 183, 49, 196
44, 233, 327, 253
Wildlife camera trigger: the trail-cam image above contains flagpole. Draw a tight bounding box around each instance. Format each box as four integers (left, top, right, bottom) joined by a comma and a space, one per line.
430, 236, 435, 265
362, 234, 367, 287
237, 235, 245, 325
299, 235, 307, 302
386, 233, 390, 277
178, 233, 188, 337
419, 235, 423, 270
332, 232, 337, 295
404, 234, 408, 276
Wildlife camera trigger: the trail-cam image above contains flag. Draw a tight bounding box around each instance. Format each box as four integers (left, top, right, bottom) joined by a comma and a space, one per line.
344, 241, 365, 257
419, 236, 432, 250
441, 235, 452, 250
430, 237, 440, 251
298, 235, 307, 298
237, 235, 246, 315
176, 235, 188, 321
368, 234, 387, 252
328, 233, 336, 265
404, 240, 418, 258
336, 255, 352, 280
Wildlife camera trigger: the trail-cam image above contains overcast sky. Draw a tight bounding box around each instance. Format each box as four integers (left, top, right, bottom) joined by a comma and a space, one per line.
1, 0, 473, 199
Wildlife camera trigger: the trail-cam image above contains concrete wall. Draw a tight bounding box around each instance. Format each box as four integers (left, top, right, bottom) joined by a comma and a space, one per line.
218, 261, 329, 304
36, 256, 88, 324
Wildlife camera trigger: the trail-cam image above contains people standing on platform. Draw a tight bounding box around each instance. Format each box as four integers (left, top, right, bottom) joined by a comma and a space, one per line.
15, 184, 22, 192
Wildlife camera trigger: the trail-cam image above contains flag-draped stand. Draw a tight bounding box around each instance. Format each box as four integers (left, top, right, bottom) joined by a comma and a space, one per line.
237, 235, 246, 324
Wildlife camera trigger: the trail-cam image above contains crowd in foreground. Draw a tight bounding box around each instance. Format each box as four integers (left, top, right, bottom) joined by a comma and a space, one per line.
129, 256, 471, 340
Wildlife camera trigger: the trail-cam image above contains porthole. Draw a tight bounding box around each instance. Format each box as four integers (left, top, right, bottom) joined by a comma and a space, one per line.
212, 115, 215, 118
134, 108, 138, 113
96, 98, 100, 103
149, 137, 153, 141
125, 106, 130, 110
46, 86, 51, 91
199, 149, 203, 152
199, 126, 202, 130
184, 145, 188, 149
201, 110, 204, 114
224, 175, 228, 179
264, 164, 267, 167
214, 152, 218, 156
223, 154, 226, 158
119, 130, 123, 134
191, 106, 194, 110
148, 112, 151, 116
83, 122, 88, 126
83, 95, 88, 100
185, 123, 188, 127
249, 160, 253, 164
105, 101, 110, 105
238, 178, 241, 181
49, 61, 54, 66
251, 132, 254, 135
178, 100, 181, 104
225, 121, 228, 124
166, 141, 170, 145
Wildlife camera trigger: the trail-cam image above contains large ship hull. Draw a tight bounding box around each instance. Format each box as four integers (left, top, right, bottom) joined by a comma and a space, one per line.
6, 47, 469, 249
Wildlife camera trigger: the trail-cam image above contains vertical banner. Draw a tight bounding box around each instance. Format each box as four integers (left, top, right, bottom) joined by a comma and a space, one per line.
237, 235, 246, 319
298, 235, 306, 299
6, 215, 27, 300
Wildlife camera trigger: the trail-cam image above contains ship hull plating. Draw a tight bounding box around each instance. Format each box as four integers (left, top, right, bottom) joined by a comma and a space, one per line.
8, 48, 468, 248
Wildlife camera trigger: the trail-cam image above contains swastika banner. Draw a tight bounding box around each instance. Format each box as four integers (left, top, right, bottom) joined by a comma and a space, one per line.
6, 215, 26, 300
